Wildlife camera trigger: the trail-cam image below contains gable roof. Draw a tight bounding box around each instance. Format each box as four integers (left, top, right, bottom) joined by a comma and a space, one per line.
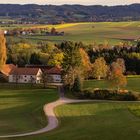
46, 67, 61, 75
25, 65, 53, 72
0, 64, 16, 76
10, 68, 41, 75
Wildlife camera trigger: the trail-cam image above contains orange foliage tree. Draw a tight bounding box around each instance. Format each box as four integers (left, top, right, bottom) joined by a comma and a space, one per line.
0, 34, 7, 68
108, 61, 127, 90
79, 48, 92, 78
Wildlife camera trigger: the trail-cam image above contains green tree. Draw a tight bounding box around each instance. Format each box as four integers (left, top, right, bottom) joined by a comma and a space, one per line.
61, 41, 82, 89
92, 57, 108, 80
72, 75, 83, 92
30, 53, 41, 64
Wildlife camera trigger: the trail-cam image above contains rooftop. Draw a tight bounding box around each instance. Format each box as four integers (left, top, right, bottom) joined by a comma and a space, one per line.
10, 68, 41, 75
1, 64, 16, 76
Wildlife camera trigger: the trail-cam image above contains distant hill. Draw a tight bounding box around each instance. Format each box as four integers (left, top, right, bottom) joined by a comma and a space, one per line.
1, 4, 140, 24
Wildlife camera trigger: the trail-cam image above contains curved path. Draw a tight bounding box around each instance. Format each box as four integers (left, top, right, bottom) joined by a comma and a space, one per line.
0, 86, 139, 138
0, 96, 91, 138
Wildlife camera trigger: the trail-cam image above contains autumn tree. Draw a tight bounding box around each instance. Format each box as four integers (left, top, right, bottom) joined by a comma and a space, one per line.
51, 28, 56, 35
108, 60, 127, 90
0, 34, 7, 68
79, 48, 92, 78
116, 58, 126, 73
92, 57, 108, 80
9, 43, 34, 66
48, 51, 64, 67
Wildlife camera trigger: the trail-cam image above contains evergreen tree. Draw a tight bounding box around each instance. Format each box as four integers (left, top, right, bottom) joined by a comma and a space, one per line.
72, 75, 83, 92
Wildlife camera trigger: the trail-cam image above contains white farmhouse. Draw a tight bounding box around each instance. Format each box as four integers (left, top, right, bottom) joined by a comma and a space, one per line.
46, 67, 62, 83
9, 68, 42, 84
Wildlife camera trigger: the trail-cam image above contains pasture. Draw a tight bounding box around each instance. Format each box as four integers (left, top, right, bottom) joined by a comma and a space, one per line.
0, 88, 58, 136
9, 102, 140, 140
84, 77, 140, 92
5, 21, 140, 45
0, 78, 140, 140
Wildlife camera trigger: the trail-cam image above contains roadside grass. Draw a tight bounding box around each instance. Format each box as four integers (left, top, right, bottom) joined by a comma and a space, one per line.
11, 102, 140, 140
0, 78, 140, 140
0, 88, 58, 135
84, 77, 140, 93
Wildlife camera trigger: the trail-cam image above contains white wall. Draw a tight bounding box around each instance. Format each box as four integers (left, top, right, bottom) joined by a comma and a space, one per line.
48, 74, 62, 83
9, 73, 42, 84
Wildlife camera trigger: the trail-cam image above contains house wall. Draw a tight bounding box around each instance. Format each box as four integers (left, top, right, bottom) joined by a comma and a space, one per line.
9, 75, 36, 83
48, 74, 62, 83
9, 70, 42, 84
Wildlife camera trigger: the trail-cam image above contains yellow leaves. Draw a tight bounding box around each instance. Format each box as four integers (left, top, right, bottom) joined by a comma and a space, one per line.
92, 57, 108, 79
48, 52, 64, 66
79, 48, 92, 71
18, 43, 31, 49
0, 34, 7, 67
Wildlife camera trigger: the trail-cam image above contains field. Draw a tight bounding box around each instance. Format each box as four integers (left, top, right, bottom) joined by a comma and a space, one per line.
0, 88, 58, 136
84, 77, 140, 92
8, 102, 140, 140
5, 21, 140, 45
0, 78, 139, 140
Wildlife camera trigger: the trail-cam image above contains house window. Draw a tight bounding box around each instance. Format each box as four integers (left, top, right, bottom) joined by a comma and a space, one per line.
37, 80, 40, 83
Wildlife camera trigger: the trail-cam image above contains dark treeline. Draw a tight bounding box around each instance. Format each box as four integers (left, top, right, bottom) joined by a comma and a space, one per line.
6, 36, 140, 75
88, 42, 140, 74
1, 4, 140, 23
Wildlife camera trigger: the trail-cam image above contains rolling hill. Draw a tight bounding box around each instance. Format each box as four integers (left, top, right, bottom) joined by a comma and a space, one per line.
1, 4, 140, 23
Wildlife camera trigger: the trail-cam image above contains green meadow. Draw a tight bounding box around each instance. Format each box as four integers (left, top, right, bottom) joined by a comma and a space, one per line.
6, 21, 140, 45
2, 21, 140, 139
0, 78, 140, 140
11, 101, 140, 140
84, 77, 140, 92
0, 89, 58, 136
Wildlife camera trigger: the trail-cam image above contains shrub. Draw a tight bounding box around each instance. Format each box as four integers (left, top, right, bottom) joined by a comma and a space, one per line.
72, 76, 83, 92
80, 89, 139, 101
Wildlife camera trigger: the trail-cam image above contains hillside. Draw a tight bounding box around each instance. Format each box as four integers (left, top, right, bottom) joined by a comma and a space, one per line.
1, 4, 140, 23
9, 22, 140, 45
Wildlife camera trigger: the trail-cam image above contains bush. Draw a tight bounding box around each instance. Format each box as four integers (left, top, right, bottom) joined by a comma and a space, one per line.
72, 76, 83, 92
79, 89, 139, 101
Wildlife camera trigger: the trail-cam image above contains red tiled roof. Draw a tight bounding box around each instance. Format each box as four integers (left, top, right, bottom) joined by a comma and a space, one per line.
1, 64, 16, 76
46, 67, 61, 75
10, 68, 41, 75
25, 65, 54, 73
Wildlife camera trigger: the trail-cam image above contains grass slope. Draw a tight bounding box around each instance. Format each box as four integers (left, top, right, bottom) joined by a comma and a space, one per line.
0, 89, 58, 135
8, 21, 140, 45
84, 77, 140, 92
10, 102, 140, 140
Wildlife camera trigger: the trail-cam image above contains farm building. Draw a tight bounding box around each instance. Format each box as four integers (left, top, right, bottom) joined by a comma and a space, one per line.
9, 68, 42, 84
26, 65, 62, 84
46, 67, 62, 83
0, 64, 16, 82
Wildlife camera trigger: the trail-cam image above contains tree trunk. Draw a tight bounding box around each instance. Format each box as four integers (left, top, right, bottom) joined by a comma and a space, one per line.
97, 75, 101, 80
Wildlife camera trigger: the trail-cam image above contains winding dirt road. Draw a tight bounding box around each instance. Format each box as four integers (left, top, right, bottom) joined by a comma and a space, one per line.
0, 96, 91, 138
